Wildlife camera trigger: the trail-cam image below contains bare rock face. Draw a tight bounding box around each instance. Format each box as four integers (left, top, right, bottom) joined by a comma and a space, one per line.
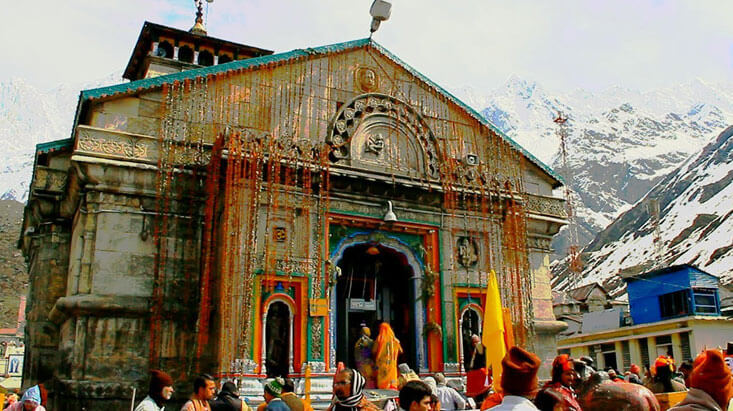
577, 372, 660, 411
0, 199, 27, 328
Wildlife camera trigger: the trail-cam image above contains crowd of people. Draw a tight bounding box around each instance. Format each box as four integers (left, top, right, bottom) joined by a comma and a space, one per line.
4, 331, 732, 411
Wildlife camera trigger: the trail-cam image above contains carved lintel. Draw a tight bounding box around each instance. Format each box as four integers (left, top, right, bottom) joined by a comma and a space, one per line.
74, 125, 213, 166
525, 194, 567, 218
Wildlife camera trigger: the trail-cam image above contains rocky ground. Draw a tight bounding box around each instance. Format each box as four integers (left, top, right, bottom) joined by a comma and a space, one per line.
0, 200, 27, 329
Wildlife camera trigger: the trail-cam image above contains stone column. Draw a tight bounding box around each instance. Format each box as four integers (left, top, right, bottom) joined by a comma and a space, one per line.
629, 338, 643, 367
528, 234, 567, 380
671, 333, 683, 362
614, 341, 625, 370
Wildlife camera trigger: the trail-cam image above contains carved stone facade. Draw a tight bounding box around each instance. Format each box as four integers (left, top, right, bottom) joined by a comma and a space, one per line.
21, 31, 567, 409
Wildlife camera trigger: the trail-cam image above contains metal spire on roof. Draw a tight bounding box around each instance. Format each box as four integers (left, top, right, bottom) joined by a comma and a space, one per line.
190, 0, 212, 36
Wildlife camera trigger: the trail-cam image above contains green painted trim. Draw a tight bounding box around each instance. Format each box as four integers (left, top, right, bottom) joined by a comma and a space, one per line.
438, 230, 450, 363
36, 138, 73, 153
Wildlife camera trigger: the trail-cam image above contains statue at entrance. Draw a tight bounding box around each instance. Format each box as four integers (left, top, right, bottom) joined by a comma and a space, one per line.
373, 323, 403, 390
354, 324, 376, 388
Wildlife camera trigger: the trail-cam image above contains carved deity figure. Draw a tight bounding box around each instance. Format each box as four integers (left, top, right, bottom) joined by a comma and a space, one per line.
365, 133, 385, 155
457, 237, 478, 268
356, 67, 378, 92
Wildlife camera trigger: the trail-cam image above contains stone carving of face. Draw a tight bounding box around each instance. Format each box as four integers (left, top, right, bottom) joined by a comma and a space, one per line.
357, 67, 378, 92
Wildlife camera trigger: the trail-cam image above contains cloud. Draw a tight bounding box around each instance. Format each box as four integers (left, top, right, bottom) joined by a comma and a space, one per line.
1, 0, 731, 92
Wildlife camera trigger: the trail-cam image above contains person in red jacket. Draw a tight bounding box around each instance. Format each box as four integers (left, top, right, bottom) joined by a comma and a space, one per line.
534, 354, 582, 411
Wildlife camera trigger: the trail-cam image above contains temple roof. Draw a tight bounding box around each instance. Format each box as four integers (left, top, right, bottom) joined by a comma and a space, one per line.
79, 38, 563, 186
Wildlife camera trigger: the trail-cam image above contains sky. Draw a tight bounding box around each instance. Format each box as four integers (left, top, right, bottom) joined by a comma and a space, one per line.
2, 0, 732, 93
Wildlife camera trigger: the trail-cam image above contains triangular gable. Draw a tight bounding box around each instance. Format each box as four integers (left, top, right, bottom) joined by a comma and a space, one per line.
77, 38, 562, 186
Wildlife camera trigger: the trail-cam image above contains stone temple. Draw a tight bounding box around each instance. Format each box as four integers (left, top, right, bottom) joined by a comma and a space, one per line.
20, 18, 567, 410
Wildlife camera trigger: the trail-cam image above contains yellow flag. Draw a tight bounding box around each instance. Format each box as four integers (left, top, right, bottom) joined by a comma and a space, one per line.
482, 269, 506, 388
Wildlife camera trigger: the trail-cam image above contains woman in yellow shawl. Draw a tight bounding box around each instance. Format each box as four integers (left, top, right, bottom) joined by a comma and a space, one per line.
372, 322, 402, 390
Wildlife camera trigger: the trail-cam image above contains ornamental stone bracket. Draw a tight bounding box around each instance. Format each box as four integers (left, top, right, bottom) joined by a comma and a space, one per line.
32, 167, 68, 195
74, 125, 212, 167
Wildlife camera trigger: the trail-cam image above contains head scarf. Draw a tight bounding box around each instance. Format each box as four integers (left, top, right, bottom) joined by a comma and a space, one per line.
333, 369, 366, 409
551, 354, 574, 384
374, 323, 403, 390
21, 385, 41, 405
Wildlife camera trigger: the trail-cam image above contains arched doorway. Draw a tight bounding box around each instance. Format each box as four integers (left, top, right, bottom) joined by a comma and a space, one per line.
265, 301, 291, 377
335, 243, 418, 371
460, 307, 481, 371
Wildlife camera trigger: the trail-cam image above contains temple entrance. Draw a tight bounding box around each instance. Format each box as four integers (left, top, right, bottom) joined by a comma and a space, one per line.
461, 308, 481, 371
265, 301, 290, 377
336, 243, 417, 372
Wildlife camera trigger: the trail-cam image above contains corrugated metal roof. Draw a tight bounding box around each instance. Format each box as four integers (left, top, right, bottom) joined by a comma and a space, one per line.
79, 38, 562, 185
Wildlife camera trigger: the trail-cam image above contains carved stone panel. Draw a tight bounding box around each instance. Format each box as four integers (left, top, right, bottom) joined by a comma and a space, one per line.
74, 125, 212, 166
327, 93, 440, 180
525, 194, 567, 218
32, 167, 68, 194
354, 66, 379, 93
456, 237, 479, 268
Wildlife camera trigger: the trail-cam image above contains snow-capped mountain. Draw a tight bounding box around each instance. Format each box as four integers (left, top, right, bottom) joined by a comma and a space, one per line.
0, 73, 121, 201
454, 77, 733, 258
552, 126, 733, 294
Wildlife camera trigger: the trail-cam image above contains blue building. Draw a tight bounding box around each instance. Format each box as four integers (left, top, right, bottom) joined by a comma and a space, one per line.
558, 265, 732, 372
624, 265, 721, 325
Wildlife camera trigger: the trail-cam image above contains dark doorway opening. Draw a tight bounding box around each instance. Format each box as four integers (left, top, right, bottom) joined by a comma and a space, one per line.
265, 301, 290, 377
336, 243, 417, 371
461, 308, 480, 371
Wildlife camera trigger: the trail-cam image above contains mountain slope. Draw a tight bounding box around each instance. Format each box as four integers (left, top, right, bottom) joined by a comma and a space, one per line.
455, 78, 733, 258
0, 73, 121, 201
553, 126, 733, 294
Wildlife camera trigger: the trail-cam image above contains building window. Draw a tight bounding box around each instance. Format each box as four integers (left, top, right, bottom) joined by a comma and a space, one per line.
680, 332, 692, 361
692, 288, 718, 314
659, 290, 690, 319
198, 50, 214, 66
601, 343, 617, 371
178, 45, 194, 63
655, 335, 673, 358
640, 338, 650, 369
621, 340, 631, 371
218, 54, 232, 64
156, 41, 174, 58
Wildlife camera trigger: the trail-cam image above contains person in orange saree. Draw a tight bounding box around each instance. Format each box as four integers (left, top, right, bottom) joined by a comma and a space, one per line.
373, 323, 403, 390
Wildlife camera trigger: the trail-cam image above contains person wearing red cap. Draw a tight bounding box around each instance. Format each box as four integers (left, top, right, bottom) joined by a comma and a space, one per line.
645, 356, 686, 394
669, 349, 733, 411
135, 369, 175, 411
487, 346, 541, 411
534, 354, 581, 411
